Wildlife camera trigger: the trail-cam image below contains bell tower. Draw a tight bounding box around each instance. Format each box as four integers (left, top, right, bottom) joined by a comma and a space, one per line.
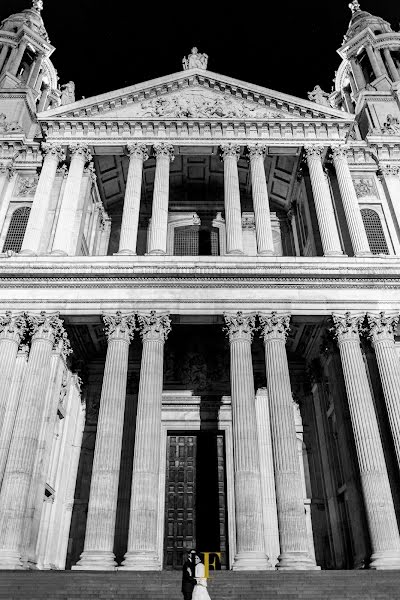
331, 1, 400, 138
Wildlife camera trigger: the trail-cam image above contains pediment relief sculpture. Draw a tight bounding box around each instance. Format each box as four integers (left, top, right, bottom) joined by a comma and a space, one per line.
140, 90, 288, 119
0, 113, 23, 133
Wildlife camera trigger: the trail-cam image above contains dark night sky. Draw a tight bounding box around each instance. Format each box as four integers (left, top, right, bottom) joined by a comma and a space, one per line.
1, 1, 399, 102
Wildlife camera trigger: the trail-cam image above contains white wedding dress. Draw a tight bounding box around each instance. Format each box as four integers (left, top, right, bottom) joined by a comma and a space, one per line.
192, 562, 211, 600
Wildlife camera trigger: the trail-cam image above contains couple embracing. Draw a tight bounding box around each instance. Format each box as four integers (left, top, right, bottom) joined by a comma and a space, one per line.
182, 550, 212, 600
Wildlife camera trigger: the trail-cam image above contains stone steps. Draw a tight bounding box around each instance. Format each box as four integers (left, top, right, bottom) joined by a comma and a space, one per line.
0, 571, 400, 600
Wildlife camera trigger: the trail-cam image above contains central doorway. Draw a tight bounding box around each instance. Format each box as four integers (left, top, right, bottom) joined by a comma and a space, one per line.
163, 432, 228, 569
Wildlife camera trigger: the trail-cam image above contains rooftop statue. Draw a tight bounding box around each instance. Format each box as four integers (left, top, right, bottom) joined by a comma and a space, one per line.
308, 85, 331, 107
182, 47, 208, 70
60, 81, 75, 106
348, 0, 361, 14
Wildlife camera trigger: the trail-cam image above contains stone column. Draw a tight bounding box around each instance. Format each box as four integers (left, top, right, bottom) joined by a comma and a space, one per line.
259, 312, 317, 570
331, 146, 371, 257
118, 144, 148, 255
121, 311, 171, 570
366, 45, 382, 80
383, 48, 400, 82
51, 144, 92, 256
0, 45, 9, 73
147, 144, 174, 255
0, 312, 27, 445
255, 388, 280, 567
367, 312, 400, 473
379, 164, 400, 233
74, 312, 135, 570
247, 145, 274, 255
9, 41, 27, 77
20, 143, 65, 256
332, 312, 400, 569
0, 312, 66, 569
224, 313, 269, 570
350, 57, 365, 91
304, 146, 343, 256
27, 53, 44, 89
221, 144, 244, 255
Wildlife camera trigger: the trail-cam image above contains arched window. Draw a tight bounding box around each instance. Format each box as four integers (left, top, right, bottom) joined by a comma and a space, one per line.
2, 206, 31, 253
360, 208, 389, 255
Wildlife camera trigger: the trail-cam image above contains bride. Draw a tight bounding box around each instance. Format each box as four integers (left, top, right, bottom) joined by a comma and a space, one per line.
192, 553, 212, 600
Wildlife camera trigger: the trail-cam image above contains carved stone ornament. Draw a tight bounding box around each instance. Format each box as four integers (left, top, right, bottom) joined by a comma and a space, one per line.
0, 114, 23, 134
27, 311, 71, 357
102, 311, 136, 342
259, 312, 291, 342
247, 144, 267, 160
140, 91, 286, 120
330, 145, 349, 160
182, 47, 208, 70
84, 162, 97, 184
304, 145, 324, 159
331, 312, 364, 343
127, 143, 149, 162
153, 143, 175, 162
353, 178, 376, 198
349, 0, 361, 13
220, 144, 241, 161
42, 142, 66, 163
69, 143, 92, 164
241, 213, 256, 230
32, 0, 44, 12
224, 311, 256, 343
57, 164, 68, 178
0, 160, 15, 180
95, 199, 107, 230
307, 85, 331, 107
137, 311, 171, 342
367, 311, 399, 344
16, 175, 38, 197
0, 311, 27, 343
380, 163, 400, 177
381, 114, 400, 135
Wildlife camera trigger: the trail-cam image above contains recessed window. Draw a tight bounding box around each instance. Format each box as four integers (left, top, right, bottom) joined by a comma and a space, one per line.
360, 208, 389, 254
2, 206, 31, 253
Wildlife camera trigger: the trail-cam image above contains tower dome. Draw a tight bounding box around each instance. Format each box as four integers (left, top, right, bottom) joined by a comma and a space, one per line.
345, 1, 392, 40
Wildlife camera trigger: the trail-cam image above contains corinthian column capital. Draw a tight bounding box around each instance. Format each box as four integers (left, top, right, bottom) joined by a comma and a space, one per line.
137, 310, 171, 342
224, 311, 255, 343
367, 311, 399, 344
220, 144, 241, 161
102, 311, 136, 343
259, 312, 291, 343
247, 144, 267, 161
331, 312, 364, 343
127, 143, 149, 161
0, 311, 27, 343
153, 143, 174, 162
69, 143, 92, 163
28, 311, 70, 348
41, 142, 66, 163
330, 145, 349, 159
379, 163, 400, 177
304, 144, 324, 159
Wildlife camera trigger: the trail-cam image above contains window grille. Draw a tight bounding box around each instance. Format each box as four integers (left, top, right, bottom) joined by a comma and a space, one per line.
360, 208, 389, 255
173, 226, 199, 256
2, 206, 31, 253
210, 228, 219, 256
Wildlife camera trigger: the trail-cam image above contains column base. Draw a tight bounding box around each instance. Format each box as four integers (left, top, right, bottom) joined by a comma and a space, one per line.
72, 550, 118, 570
323, 251, 347, 257
119, 551, 161, 571
50, 250, 68, 257
226, 250, 245, 256
369, 550, 400, 570
354, 251, 373, 257
114, 250, 137, 256
145, 250, 166, 256
257, 250, 276, 257
232, 551, 271, 570
276, 551, 320, 570
18, 249, 38, 257
0, 550, 24, 570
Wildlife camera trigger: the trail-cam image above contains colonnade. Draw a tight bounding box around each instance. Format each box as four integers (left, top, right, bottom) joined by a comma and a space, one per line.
19, 141, 370, 258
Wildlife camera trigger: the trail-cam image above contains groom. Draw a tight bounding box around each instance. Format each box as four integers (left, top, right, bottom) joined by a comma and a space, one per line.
181, 549, 197, 600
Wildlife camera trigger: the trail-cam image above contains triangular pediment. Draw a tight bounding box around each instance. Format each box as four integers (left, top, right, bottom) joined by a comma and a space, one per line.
39, 69, 352, 122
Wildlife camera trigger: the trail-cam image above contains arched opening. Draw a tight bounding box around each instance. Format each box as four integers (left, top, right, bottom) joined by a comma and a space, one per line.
2, 206, 31, 253
360, 208, 389, 254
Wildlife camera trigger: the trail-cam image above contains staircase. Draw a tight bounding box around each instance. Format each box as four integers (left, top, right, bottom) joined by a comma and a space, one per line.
0, 570, 400, 600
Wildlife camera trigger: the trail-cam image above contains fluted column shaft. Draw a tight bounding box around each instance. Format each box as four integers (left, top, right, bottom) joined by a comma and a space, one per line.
52, 144, 92, 256
9, 41, 27, 77
331, 146, 371, 256
333, 313, 400, 569
383, 49, 400, 82
304, 146, 343, 256
260, 313, 317, 570
122, 312, 171, 570
74, 312, 135, 570
380, 165, 400, 236
367, 312, 400, 473
21, 144, 65, 256
366, 45, 382, 80
147, 144, 174, 255
0, 45, 9, 73
221, 145, 244, 255
118, 144, 148, 255
247, 146, 274, 255
224, 313, 269, 570
0, 312, 66, 569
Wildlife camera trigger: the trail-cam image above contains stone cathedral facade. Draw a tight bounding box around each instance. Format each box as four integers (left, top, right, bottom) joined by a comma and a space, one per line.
0, 0, 400, 573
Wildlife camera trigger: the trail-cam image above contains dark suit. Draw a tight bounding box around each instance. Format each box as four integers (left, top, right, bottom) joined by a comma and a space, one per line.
181, 557, 196, 600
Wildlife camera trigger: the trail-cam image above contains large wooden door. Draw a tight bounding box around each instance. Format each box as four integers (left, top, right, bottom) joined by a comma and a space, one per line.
164, 432, 228, 569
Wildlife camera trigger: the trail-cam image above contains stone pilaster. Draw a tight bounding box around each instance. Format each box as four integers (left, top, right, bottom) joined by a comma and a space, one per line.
0, 312, 68, 569
121, 311, 171, 570
332, 312, 400, 569
221, 144, 244, 255
367, 312, 400, 473
0, 160, 14, 200
247, 145, 274, 256
118, 144, 148, 255
74, 311, 135, 570
304, 145, 343, 256
224, 313, 269, 570
259, 312, 318, 570
147, 144, 174, 255
51, 144, 92, 256
331, 146, 371, 257
383, 49, 400, 82
20, 143, 66, 256
379, 164, 400, 234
